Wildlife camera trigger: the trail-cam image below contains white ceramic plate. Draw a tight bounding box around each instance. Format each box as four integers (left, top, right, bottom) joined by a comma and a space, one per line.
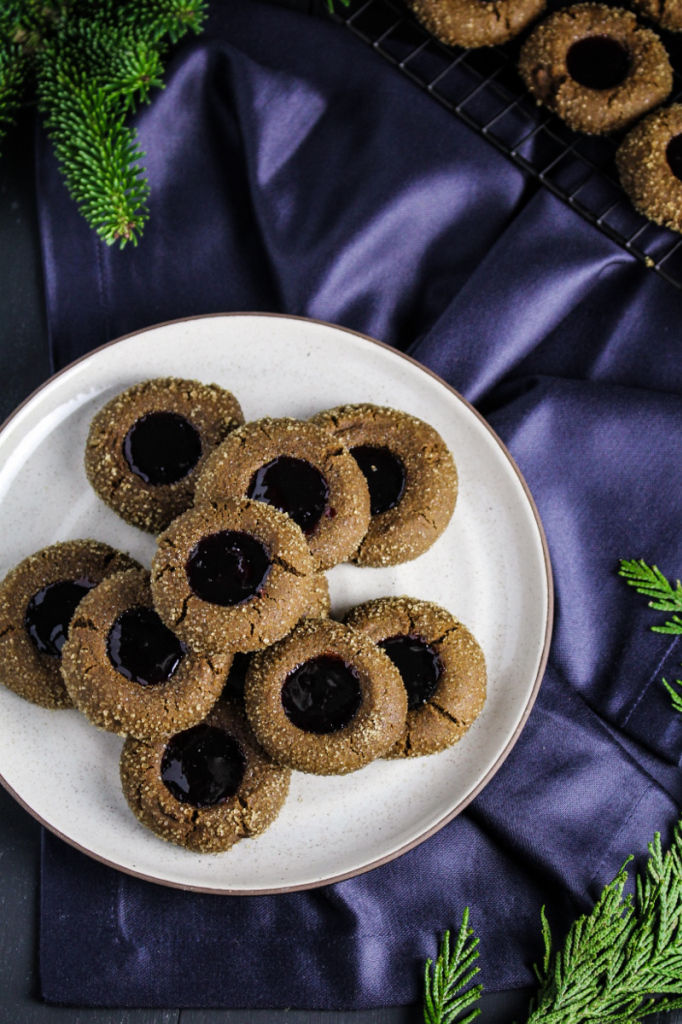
0, 314, 551, 893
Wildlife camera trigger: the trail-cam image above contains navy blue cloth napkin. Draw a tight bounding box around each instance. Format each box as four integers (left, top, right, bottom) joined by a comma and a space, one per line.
37, 0, 682, 1008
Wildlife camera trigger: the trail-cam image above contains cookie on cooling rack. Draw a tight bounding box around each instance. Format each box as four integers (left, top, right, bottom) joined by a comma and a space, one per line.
617, 104, 682, 233
408, 0, 546, 49
628, 0, 682, 32
518, 4, 672, 134
345, 597, 486, 758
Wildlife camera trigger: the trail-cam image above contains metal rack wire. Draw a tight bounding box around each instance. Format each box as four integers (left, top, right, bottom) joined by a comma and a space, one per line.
330, 0, 682, 290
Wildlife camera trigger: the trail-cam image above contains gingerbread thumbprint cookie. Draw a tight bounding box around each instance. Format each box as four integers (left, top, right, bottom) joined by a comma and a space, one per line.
409, 0, 546, 49
194, 418, 370, 571
345, 597, 486, 758
61, 569, 231, 740
0, 540, 141, 708
151, 497, 316, 656
222, 573, 330, 702
244, 619, 407, 775
629, 0, 682, 33
310, 404, 457, 567
85, 377, 244, 534
617, 105, 682, 233
120, 700, 291, 852
518, 4, 672, 134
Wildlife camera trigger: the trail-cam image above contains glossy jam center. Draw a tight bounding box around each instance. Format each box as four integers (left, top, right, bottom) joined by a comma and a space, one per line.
223, 652, 252, 701
123, 411, 202, 485
566, 36, 630, 90
247, 456, 329, 536
281, 655, 362, 734
350, 446, 406, 516
379, 634, 442, 710
161, 724, 245, 807
24, 578, 96, 657
667, 134, 682, 181
107, 606, 185, 686
186, 530, 271, 606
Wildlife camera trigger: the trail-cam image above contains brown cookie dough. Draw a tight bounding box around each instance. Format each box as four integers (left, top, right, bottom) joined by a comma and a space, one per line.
61, 569, 231, 740
151, 497, 316, 656
194, 417, 370, 571
408, 0, 546, 49
518, 4, 672, 134
0, 540, 141, 709
617, 104, 682, 232
244, 619, 407, 775
345, 597, 486, 758
222, 572, 330, 702
629, 0, 682, 32
310, 404, 457, 567
85, 378, 244, 534
120, 699, 291, 852
300, 573, 331, 621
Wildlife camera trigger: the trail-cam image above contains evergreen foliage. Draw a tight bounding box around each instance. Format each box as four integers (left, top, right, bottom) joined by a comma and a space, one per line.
0, 0, 207, 246
619, 558, 682, 634
525, 822, 682, 1024
0, 0, 354, 246
424, 909, 483, 1024
619, 558, 682, 711
426, 823, 682, 1024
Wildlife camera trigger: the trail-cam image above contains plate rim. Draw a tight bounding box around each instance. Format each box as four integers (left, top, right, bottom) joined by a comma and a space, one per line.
0, 311, 554, 894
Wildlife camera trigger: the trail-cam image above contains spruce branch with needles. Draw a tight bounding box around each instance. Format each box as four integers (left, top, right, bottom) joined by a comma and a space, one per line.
1, 0, 202, 246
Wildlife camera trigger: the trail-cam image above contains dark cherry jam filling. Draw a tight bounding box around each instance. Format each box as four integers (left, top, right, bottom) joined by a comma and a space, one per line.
107, 606, 185, 686
187, 530, 271, 606
223, 652, 252, 701
379, 634, 442, 711
161, 724, 246, 807
247, 456, 329, 536
566, 36, 630, 90
281, 655, 362, 734
123, 411, 202, 486
667, 134, 682, 181
350, 445, 406, 516
25, 578, 96, 657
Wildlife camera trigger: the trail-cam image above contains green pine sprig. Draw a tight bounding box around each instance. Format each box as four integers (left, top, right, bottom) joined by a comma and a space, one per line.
0, 37, 26, 141
524, 821, 682, 1024
424, 908, 483, 1024
425, 823, 682, 1024
618, 558, 682, 713
662, 677, 682, 714
0, 0, 353, 245
0, 0, 207, 246
619, 559, 682, 634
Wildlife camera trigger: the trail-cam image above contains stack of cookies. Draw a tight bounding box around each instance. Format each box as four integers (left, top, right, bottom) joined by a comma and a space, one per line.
0, 378, 486, 854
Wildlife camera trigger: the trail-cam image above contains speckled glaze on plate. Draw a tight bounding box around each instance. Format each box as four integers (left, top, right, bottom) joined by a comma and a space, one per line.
0, 314, 552, 894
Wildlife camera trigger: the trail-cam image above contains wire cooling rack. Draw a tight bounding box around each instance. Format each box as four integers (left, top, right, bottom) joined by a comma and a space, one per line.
327, 0, 682, 290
